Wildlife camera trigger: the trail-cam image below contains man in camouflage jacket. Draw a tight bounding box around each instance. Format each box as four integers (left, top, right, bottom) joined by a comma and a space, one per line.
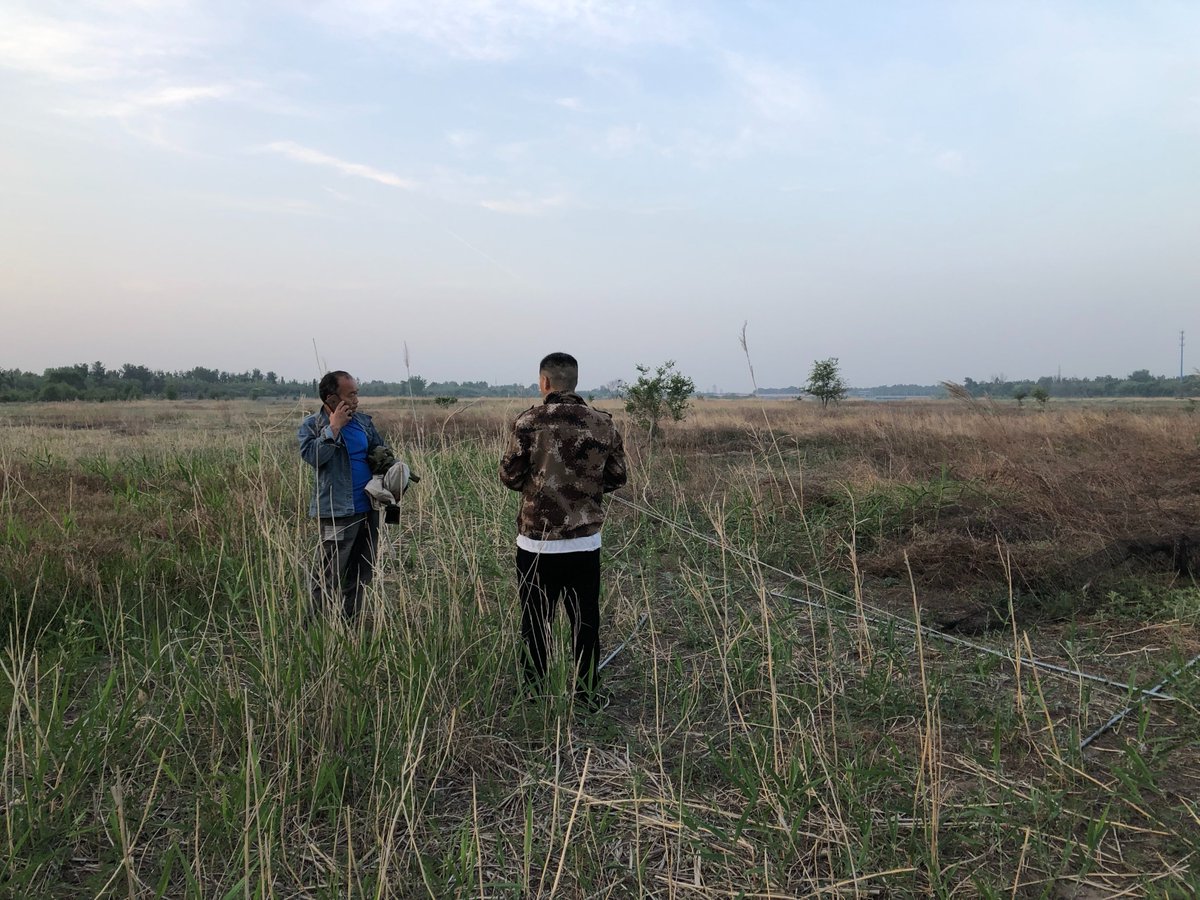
499, 352, 627, 707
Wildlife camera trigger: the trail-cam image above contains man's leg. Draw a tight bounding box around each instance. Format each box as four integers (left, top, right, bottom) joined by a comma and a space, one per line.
517, 548, 558, 689
341, 512, 379, 619
561, 549, 602, 698
310, 514, 366, 620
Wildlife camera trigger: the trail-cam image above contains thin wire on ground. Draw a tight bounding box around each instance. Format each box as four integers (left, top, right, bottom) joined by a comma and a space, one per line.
1079, 652, 1200, 749
598, 612, 649, 672
612, 493, 1186, 747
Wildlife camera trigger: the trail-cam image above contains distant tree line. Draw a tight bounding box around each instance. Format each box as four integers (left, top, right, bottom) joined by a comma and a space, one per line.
0, 362, 314, 402
357, 376, 540, 399
358, 376, 622, 400
3, 362, 1195, 403
961, 370, 1200, 399
766, 370, 1200, 400
757, 384, 946, 399
0, 363, 627, 403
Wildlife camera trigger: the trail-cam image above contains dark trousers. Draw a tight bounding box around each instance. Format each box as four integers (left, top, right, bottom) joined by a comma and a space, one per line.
311, 512, 379, 620
516, 547, 601, 694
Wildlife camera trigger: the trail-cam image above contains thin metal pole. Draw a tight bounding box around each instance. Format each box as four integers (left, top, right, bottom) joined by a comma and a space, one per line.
1079, 652, 1200, 749
598, 612, 649, 672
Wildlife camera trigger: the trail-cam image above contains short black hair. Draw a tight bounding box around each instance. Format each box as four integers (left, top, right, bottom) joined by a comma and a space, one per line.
318, 370, 352, 403
539, 352, 578, 392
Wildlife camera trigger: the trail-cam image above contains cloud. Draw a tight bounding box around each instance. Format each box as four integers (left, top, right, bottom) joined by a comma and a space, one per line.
961, 4, 1200, 126
446, 130, 479, 151
603, 124, 645, 155
263, 141, 418, 189
0, 4, 262, 150
133, 84, 234, 109
556, 96, 582, 110
0, 4, 211, 82
189, 192, 326, 217
309, 0, 692, 61
725, 54, 822, 125
0, 10, 137, 81
934, 149, 967, 176
75, 83, 238, 119
480, 193, 566, 215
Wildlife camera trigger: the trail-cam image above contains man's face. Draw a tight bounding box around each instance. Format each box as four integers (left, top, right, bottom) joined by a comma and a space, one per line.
331, 376, 360, 412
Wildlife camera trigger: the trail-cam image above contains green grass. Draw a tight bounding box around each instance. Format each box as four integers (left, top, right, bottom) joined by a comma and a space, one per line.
2, 411, 1198, 896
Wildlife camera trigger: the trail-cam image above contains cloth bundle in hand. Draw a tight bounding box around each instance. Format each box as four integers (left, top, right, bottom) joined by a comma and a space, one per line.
364, 461, 411, 508
367, 445, 397, 476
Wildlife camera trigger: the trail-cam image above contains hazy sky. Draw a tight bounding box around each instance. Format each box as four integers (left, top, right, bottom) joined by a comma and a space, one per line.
3, 1, 1198, 390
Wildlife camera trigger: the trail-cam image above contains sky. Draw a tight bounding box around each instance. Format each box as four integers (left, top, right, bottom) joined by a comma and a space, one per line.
2, 1, 1198, 391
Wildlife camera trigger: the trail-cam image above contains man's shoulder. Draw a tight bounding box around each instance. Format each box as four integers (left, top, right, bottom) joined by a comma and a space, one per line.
513, 404, 541, 427
549, 402, 617, 433
569, 401, 614, 425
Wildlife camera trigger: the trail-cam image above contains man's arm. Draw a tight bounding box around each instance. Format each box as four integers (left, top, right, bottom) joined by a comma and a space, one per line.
602, 427, 627, 493
499, 423, 532, 491
298, 415, 343, 468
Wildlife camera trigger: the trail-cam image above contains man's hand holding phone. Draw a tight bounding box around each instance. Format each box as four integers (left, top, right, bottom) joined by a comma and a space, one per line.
328, 399, 352, 436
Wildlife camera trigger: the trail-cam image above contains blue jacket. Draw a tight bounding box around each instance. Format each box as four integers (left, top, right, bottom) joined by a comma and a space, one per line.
298, 409, 386, 519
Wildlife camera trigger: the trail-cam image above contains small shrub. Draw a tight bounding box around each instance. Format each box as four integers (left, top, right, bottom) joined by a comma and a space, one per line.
619, 361, 695, 435
39, 382, 79, 402
805, 357, 847, 408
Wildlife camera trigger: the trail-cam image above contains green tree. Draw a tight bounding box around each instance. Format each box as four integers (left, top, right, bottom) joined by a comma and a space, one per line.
1013, 387, 1028, 408
1031, 386, 1049, 408
804, 357, 847, 408
45, 364, 89, 391
40, 381, 79, 401
620, 360, 695, 435
188, 366, 220, 384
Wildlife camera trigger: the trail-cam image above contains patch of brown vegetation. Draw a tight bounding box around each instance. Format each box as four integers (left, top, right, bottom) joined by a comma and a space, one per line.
649, 400, 1200, 625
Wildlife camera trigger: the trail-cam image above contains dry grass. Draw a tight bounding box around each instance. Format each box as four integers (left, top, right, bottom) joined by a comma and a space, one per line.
2, 397, 1198, 897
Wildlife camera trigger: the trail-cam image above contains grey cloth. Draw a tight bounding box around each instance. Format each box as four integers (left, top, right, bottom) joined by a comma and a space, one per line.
364, 461, 411, 508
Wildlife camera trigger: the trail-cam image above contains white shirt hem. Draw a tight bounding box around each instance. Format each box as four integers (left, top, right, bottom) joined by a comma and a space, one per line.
516, 532, 602, 554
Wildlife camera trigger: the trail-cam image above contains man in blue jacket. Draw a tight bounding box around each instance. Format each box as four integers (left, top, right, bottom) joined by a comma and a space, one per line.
298, 370, 390, 620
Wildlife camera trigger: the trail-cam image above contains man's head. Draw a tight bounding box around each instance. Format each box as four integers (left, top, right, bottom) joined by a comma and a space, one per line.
539, 352, 579, 396
318, 370, 359, 413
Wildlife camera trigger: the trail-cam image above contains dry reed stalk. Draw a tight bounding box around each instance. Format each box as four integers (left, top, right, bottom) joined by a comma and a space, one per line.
905, 551, 942, 882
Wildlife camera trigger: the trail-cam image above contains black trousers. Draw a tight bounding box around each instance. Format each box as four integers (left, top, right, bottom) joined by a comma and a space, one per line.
516, 547, 601, 694
311, 512, 379, 620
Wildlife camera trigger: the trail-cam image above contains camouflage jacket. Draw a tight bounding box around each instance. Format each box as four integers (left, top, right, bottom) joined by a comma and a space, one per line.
499, 392, 627, 541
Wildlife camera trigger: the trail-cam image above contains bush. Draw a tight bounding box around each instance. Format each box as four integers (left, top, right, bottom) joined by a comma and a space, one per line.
619, 361, 695, 435
39, 382, 79, 402
804, 358, 847, 409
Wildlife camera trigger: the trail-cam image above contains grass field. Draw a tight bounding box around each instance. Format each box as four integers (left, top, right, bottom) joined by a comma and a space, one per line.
2, 396, 1199, 897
